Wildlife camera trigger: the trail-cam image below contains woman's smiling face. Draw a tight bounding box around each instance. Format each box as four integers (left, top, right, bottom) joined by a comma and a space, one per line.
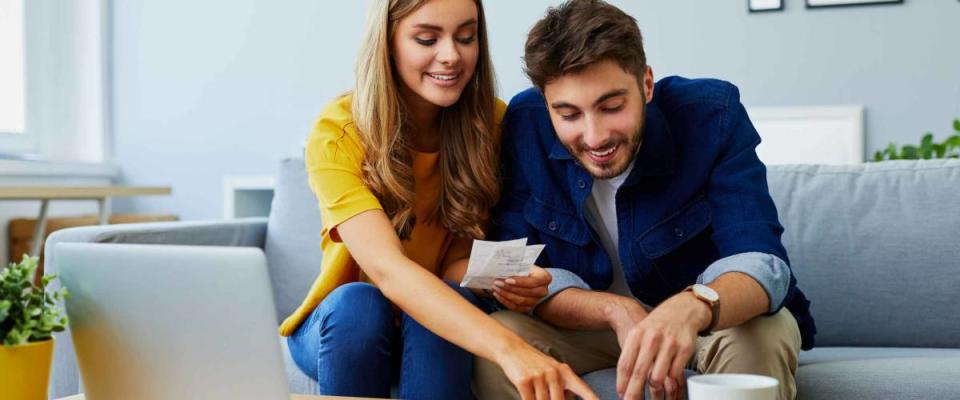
392, 0, 479, 111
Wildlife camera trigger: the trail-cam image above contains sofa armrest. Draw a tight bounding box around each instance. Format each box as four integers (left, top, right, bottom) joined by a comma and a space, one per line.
44, 217, 266, 251
42, 217, 267, 399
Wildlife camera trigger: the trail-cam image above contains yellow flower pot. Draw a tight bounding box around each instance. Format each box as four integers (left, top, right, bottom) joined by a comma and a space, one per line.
0, 337, 54, 400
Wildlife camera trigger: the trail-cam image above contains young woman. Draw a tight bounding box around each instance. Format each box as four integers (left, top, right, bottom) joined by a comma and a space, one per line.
280, 1, 598, 399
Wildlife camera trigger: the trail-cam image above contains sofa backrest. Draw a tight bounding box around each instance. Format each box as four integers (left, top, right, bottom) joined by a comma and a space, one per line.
264, 158, 324, 324
767, 160, 960, 348
267, 157, 960, 347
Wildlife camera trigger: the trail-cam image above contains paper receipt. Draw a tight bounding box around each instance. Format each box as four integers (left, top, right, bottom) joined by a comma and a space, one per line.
460, 238, 545, 290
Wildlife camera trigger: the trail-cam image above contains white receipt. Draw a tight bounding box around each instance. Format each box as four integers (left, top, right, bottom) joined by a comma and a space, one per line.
460, 238, 545, 290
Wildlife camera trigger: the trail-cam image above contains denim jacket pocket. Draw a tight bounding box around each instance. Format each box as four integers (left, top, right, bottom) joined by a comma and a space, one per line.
523, 197, 590, 246
637, 197, 712, 259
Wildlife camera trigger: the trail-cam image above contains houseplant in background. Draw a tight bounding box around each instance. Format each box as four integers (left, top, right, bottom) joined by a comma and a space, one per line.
873, 118, 960, 161
0, 255, 69, 400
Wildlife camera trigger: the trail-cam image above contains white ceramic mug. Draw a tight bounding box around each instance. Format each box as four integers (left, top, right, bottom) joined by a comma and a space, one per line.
687, 373, 779, 400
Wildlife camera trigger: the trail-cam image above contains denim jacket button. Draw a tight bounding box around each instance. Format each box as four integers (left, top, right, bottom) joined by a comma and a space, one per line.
673, 228, 684, 238
577, 180, 586, 189
548, 221, 558, 231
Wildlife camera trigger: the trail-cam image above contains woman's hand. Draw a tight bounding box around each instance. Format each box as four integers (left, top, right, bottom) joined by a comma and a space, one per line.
496, 339, 599, 400
492, 266, 552, 313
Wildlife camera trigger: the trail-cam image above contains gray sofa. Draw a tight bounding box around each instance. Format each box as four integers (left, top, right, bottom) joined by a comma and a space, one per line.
44, 158, 960, 399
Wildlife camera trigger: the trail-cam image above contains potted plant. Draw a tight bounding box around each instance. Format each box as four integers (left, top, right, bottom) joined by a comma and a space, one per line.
873, 118, 960, 161
0, 255, 69, 400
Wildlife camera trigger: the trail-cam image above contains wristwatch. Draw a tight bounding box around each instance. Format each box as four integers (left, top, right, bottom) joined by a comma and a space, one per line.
684, 284, 720, 336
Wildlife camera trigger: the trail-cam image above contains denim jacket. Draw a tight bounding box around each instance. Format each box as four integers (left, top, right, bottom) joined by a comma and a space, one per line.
489, 77, 815, 350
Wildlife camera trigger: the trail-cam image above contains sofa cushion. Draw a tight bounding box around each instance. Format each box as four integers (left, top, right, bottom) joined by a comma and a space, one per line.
264, 158, 325, 323
797, 357, 960, 400
799, 346, 960, 365
582, 355, 960, 400
767, 160, 960, 348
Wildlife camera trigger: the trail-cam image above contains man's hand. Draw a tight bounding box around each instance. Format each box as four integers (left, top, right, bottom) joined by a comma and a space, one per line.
616, 292, 712, 400
605, 296, 650, 345
492, 266, 552, 313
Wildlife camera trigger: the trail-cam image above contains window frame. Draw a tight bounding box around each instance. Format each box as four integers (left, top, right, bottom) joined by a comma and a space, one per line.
0, 0, 111, 165
0, 0, 33, 155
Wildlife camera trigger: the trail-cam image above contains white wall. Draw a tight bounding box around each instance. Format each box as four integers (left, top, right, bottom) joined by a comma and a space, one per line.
108, 0, 960, 220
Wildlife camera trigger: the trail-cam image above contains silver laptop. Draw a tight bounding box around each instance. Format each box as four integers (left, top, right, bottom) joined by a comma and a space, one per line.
56, 243, 289, 400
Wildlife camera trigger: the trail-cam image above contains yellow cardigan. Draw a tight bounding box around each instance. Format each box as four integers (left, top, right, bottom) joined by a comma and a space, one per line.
278, 94, 506, 336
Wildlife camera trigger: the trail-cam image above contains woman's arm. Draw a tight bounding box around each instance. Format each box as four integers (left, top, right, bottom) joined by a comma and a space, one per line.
336, 209, 596, 400
337, 209, 511, 358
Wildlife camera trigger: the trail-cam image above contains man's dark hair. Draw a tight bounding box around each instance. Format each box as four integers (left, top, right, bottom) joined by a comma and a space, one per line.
524, 0, 647, 90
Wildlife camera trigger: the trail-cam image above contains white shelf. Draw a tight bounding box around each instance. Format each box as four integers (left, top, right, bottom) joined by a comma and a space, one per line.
222, 175, 275, 219
747, 105, 865, 165
0, 159, 119, 178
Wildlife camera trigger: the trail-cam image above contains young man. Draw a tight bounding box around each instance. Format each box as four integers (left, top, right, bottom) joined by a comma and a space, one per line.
476, 1, 816, 399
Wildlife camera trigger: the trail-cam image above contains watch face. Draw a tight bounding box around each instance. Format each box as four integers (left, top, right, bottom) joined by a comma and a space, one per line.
693, 284, 719, 302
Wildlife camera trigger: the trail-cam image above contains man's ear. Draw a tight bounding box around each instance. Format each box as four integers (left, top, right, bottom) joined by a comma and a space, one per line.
643, 66, 654, 104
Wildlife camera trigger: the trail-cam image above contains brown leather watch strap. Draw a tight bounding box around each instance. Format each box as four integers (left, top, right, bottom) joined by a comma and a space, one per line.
684, 285, 720, 336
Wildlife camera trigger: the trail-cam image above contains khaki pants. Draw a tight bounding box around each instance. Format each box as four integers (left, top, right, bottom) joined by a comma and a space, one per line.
474, 309, 801, 400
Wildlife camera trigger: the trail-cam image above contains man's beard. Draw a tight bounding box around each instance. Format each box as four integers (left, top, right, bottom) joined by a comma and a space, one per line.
566, 121, 644, 180
563, 91, 647, 180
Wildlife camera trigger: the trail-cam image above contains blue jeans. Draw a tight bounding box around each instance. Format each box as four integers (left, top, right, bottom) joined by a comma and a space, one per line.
287, 280, 499, 399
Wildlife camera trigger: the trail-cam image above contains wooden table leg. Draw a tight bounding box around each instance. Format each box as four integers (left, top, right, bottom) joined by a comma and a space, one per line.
97, 196, 111, 225
29, 199, 50, 257
27, 199, 50, 283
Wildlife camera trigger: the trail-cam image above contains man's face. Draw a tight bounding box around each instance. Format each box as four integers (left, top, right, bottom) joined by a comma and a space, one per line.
543, 60, 654, 179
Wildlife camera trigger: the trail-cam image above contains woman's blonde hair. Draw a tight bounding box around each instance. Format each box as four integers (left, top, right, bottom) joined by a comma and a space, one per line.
352, 0, 499, 240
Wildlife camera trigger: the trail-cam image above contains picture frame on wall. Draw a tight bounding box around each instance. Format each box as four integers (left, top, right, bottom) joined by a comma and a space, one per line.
806, 0, 903, 8
749, 0, 784, 12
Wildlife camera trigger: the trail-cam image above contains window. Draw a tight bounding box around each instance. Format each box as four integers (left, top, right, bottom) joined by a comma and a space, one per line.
0, 0, 109, 163
0, 0, 28, 152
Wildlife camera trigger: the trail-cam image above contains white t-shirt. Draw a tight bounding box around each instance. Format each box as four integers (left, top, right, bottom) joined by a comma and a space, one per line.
585, 161, 636, 297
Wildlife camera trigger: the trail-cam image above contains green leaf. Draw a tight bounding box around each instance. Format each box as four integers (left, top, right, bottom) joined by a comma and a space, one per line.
919, 134, 934, 159
873, 150, 884, 161
933, 143, 946, 158
886, 143, 899, 160
5, 327, 24, 345
954, 119, 960, 133
901, 145, 919, 159
947, 135, 960, 148
0, 300, 10, 322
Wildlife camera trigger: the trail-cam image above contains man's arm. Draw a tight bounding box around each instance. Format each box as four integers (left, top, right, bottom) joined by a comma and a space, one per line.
664, 271, 768, 335
618, 87, 794, 400
536, 287, 648, 340
698, 252, 791, 313
700, 87, 794, 314
487, 102, 544, 247
533, 268, 768, 352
